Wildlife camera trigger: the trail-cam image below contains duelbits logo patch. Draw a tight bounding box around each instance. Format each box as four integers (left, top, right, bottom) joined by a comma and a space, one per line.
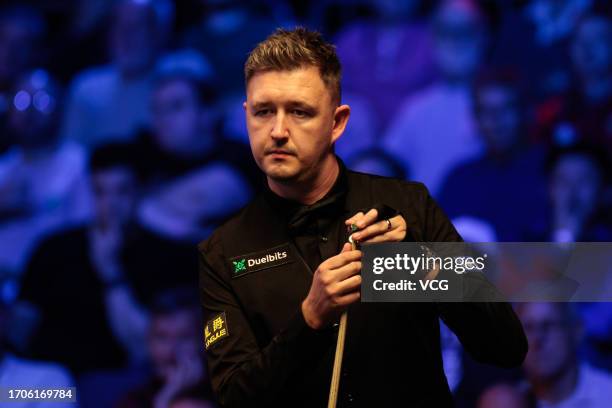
233, 259, 246, 274
229, 243, 293, 278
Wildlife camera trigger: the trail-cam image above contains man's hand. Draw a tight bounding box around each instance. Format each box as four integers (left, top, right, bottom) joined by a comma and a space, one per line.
89, 223, 124, 284
344, 208, 407, 244
302, 243, 362, 330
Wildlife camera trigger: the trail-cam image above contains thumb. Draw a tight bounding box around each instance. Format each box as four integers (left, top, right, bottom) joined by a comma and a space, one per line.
341, 242, 352, 253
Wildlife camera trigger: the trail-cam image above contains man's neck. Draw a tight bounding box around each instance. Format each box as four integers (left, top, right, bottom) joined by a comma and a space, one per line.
268, 155, 339, 205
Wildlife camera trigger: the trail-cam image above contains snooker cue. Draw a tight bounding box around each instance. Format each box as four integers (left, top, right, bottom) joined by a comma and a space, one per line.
328, 228, 358, 407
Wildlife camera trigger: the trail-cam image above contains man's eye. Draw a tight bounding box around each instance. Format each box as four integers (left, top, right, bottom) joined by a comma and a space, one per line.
254, 109, 272, 117
292, 109, 309, 118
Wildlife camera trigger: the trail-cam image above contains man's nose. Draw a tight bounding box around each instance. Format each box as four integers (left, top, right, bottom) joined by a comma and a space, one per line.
270, 111, 289, 140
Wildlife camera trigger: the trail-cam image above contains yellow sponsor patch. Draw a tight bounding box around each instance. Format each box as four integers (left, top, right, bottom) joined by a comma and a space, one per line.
204, 312, 229, 350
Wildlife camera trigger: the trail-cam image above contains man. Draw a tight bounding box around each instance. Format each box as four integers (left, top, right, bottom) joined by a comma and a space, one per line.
383, 0, 488, 195
0, 5, 45, 153
62, 0, 171, 149
198, 27, 527, 407
137, 65, 255, 242
0, 69, 90, 277
118, 288, 214, 408
0, 296, 76, 408
438, 70, 549, 241
536, 10, 612, 149
517, 302, 612, 407
525, 142, 611, 242
19, 143, 196, 374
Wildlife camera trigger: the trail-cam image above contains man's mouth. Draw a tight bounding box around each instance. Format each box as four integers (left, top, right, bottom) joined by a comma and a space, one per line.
266, 149, 294, 157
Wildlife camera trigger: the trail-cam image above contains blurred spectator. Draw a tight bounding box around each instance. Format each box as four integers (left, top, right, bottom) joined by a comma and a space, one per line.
438, 70, 549, 241
0, 69, 90, 282
491, 0, 594, 101
477, 383, 530, 408
0, 297, 76, 408
345, 147, 406, 179
62, 0, 172, 149
327, 92, 379, 160
136, 69, 253, 242
0, 6, 45, 153
117, 288, 213, 408
334, 0, 436, 133
383, 0, 488, 195
524, 142, 611, 241
536, 10, 612, 149
18, 143, 196, 375
181, 0, 278, 96
169, 385, 217, 408
517, 302, 612, 407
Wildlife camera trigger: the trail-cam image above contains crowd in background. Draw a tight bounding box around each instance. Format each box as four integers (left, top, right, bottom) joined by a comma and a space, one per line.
0, 0, 611, 407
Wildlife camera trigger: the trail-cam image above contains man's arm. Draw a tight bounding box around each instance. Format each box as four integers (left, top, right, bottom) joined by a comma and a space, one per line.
198, 248, 335, 407
416, 184, 528, 368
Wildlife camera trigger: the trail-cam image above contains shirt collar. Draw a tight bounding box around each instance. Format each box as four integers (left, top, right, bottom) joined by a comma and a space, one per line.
263, 156, 349, 233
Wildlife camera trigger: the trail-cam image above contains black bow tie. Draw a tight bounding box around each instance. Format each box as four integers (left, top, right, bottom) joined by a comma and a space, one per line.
287, 189, 346, 234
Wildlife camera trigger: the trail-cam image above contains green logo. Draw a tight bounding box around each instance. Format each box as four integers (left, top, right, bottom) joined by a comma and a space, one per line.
233, 259, 247, 274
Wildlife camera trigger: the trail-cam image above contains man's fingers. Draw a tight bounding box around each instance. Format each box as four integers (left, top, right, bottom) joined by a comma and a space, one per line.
331, 260, 362, 282
344, 208, 378, 229
344, 211, 365, 227
355, 208, 378, 229
334, 290, 360, 307
324, 249, 362, 270
352, 219, 389, 242
332, 273, 362, 297
353, 214, 406, 242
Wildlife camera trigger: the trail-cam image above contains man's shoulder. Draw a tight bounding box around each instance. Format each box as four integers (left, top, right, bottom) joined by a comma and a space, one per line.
346, 169, 430, 199
197, 194, 266, 255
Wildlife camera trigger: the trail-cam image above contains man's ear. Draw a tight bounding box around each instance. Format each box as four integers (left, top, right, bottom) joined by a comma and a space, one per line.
331, 104, 351, 144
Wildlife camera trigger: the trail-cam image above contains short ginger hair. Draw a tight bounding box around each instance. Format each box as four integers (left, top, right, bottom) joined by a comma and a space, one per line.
244, 27, 342, 105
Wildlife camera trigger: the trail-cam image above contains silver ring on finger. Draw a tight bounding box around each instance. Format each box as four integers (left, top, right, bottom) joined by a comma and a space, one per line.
385, 218, 392, 230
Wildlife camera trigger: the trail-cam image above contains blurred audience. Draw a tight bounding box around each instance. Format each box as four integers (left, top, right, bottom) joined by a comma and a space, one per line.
0, 0, 610, 404
383, 0, 488, 194
18, 143, 196, 375
492, 0, 594, 100
117, 288, 213, 408
0, 6, 45, 151
0, 298, 77, 408
334, 0, 436, 133
0, 69, 90, 282
62, 0, 172, 149
136, 67, 253, 242
181, 0, 277, 96
518, 302, 612, 407
438, 70, 549, 241
345, 147, 406, 179
537, 10, 612, 149
524, 142, 611, 241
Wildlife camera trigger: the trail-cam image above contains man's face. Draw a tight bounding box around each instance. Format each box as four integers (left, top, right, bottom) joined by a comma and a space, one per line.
92, 166, 138, 229
433, 0, 486, 81
148, 309, 200, 380
518, 303, 578, 383
244, 66, 347, 184
571, 17, 612, 80
152, 79, 206, 155
475, 85, 521, 153
109, 2, 158, 76
550, 154, 602, 222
